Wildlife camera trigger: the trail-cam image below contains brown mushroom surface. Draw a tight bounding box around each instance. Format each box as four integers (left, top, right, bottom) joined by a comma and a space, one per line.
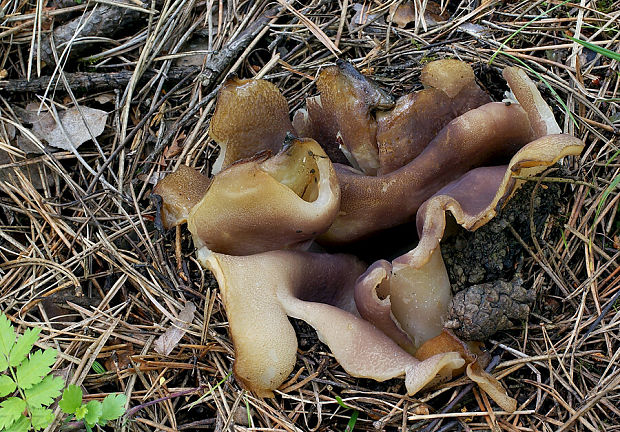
152, 165, 211, 229
152, 137, 340, 255
353, 134, 582, 411
352, 135, 583, 344
321, 102, 535, 244
152, 60, 584, 408
375, 89, 456, 174
503, 66, 561, 138
187, 137, 340, 255
293, 60, 394, 174
420, 59, 492, 115
210, 77, 294, 173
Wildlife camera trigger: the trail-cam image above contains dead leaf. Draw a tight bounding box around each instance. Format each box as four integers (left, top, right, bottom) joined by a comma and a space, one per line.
164, 131, 186, 158
0, 148, 55, 190
94, 94, 115, 104
29, 105, 108, 151
154, 301, 196, 356
351, 3, 386, 33
389, 1, 449, 28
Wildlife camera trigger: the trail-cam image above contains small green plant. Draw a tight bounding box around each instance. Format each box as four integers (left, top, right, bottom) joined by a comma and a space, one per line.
59, 385, 126, 431
335, 396, 359, 432
0, 315, 126, 431
0, 314, 63, 431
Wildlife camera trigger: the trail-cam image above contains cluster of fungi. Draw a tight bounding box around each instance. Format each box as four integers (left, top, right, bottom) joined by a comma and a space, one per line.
152, 59, 584, 410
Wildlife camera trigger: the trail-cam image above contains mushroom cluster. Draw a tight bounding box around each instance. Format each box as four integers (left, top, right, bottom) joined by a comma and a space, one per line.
153, 59, 583, 407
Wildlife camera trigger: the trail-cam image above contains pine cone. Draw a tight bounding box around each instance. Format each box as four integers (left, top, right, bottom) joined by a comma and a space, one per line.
444, 276, 535, 341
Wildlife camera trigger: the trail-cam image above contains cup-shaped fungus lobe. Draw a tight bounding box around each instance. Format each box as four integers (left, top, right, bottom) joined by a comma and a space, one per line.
354, 134, 582, 411
321, 101, 535, 244
199, 249, 465, 398
292, 60, 394, 175
414, 133, 585, 262
375, 89, 456, 175
186, 137, 340, 255
355, 246, 451, 351
353, 135, 584, 347
209, 77, 294, 174
502, 66, 561, 138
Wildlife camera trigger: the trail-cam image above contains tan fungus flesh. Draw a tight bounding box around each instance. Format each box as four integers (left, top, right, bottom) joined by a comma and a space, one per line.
375, 89, 456, 175
420, 59, 492, 116
354, 135, 582, 410
355, 247, 452, 350
209, 77, 294, 174
199, 249, 464, 397
417, 331, 517, 412
503, 66, 561, 138
153, 61, 584, 406
408, 134, 585, 269
186, 137, 340, 255
365, 135, 583, 338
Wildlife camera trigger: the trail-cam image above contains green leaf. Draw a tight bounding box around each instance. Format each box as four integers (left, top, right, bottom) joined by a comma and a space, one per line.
0, 315, 16, 360
345, 409, 359, 432
9, 328, 40, 368
58, 385, 82, 414
98, 393, 126, 424
24, 375, 64, 409
2, 415, 29, 432
91, 361, 106, 374
84, 401, 102, 428
15, 349, 56, 390
29, 407, 54, 431
567, 35, 620, 61
0, 356, 7, 373
0, 375, 16, 398
74, 404, 88, 420
0, 397, 26, 430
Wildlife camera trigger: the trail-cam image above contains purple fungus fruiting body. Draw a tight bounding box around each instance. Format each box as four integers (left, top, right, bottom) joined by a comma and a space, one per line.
152, 59, 584, 405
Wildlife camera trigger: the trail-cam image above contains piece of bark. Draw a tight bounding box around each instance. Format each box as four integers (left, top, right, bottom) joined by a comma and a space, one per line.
0, 67, 200, 94
37, 0, 157, 66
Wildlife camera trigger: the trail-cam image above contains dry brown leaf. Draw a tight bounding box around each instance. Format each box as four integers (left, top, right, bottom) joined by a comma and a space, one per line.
154, 301, 196, 356
29, 105, 108, 151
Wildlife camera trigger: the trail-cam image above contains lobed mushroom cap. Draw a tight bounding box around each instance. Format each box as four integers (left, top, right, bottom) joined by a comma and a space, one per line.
209, 77, 293, 174
375, 89, 456, 175
321, 101, 535, 244
355, 246, 452, 350
420, 59, 477, 98
503, 66, 562, 138
154, 60, 584, 407
295, 60, 394, 175
409, 133, 585, 270
187, 137, 340, 255
420, 59, 492, 115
